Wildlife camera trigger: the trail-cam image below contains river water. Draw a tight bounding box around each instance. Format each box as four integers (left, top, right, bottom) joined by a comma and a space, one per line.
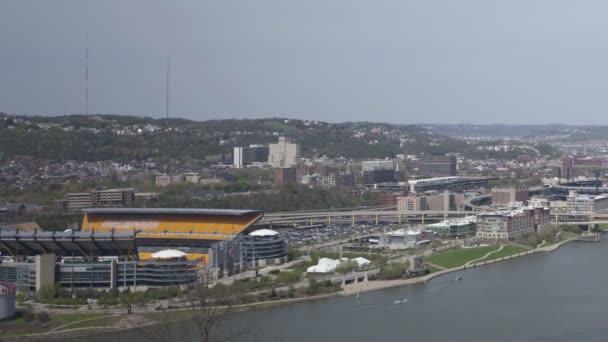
78, 238, 608, 342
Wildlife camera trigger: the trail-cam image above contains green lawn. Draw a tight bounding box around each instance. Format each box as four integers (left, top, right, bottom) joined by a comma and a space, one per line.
476, 245, 528, 263
560, 231, 581, 240
538, 241, 557, 248
596, 224, 608, 231
54, 315, 121, 332
428, 264, 443, 273
0, 312, 108, 337
427, 246, 500, 269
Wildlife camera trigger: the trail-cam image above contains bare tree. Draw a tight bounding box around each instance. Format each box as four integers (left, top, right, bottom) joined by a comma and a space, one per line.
135, 287, 258, 342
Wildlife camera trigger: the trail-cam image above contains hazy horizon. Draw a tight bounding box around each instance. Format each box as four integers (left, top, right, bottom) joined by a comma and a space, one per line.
4, 112, 604, 128
3, 1, 608, 125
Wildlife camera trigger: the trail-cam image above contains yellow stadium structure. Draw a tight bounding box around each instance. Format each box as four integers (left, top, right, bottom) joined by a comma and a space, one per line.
81, 208, 263, 262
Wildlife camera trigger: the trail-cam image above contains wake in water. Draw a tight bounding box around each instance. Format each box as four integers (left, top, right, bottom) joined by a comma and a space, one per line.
424, 273, 465, 294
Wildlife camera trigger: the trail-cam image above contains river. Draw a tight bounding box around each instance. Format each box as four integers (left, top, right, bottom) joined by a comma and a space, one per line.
77, 238, 608, 342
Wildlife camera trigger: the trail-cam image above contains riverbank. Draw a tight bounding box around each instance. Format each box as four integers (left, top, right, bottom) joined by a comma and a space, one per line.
341, 236, 580, 297
7, 236, 584, 340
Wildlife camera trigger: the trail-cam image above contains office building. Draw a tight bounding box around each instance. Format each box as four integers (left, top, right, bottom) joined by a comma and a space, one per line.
379, 192, 403, 207
528, 207, 551, 232
362, 160, 396, 185
55, 189, 136, 213
419, 155, 457, 177
476, 209, 535, 240
233, 145, 270, 168
321, 174, 355, 188
397, 191, 465, 212
64, 192, 93, 212
491, 186, 530, 206
362, 160, 395, 171
426, 217, 477, 237
398, 194, 426, 212
566, 194, 608, 214
93, 188, 135, 208
268, 137, 300, 168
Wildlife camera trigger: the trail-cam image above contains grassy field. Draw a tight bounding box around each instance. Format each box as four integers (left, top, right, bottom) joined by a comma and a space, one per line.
427, 246, 500, 269
538, 241, 557, 248
560, 231, 581, 240
596, 224, 608, 231
476, 245, 528, 263
52, 315, 120, 332
427, 264, 443, 273
0, 312, 108, 337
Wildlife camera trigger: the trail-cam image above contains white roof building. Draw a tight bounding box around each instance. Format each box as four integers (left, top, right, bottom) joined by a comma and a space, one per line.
249, 229, 279, 237
151, 249, 187, 260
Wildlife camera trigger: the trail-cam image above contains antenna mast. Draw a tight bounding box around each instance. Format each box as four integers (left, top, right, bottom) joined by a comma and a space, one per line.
85, 47, 89, 115
166, 58, 170, 119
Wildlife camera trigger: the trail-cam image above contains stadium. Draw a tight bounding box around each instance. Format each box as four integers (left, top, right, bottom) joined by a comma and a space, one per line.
0, 208, 286, 292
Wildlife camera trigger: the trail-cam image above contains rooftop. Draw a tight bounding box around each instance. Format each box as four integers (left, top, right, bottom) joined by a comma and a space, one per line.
82, 208, 263, 216
249, 229, 279, 237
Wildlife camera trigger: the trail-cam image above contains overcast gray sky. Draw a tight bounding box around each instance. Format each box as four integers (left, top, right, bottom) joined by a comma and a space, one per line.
2, 1, 608, 124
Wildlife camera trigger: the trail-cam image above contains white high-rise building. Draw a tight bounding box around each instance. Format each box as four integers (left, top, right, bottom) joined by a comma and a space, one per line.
234, 147, 245, 168
268, 137, 300, 168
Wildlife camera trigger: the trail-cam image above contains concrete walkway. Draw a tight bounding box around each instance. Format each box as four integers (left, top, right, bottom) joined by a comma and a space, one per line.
49, 315, 116, 333
427, 262, 446, 270
465, 245, 504, 266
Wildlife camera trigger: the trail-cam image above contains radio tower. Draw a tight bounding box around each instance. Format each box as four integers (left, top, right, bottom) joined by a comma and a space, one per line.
85, 46, 89, 115
165, 58, 170, 119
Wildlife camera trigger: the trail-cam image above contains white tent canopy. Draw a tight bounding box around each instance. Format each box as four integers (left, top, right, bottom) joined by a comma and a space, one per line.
306, 257, 371, 273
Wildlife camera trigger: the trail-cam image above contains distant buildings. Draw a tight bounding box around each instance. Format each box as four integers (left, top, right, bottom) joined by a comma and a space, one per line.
378, 229, 435, 249
419, 155, 457, 177
561, 157, 573, 180
362, 160, 396, 185
491, 186, 530, 206
183, 173, 200, 184
54, 188, 135, 213
530, 206, 551, 232
268, 137, 300, 168
275, 167, 297, 186
566, 193, 608, 214
155, 175, 172, 187
233, 145, 270, 168
379, 192, 403, 207
559, 156, 608, 179
407, 176, 494, 193
425, 217, 477, 237
397, 191, 465, 212
320, 174, 355, 188
155, 173, 201, 187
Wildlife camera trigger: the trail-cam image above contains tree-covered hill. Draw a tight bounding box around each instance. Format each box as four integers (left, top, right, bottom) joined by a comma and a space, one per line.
0, 113, 555, 161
